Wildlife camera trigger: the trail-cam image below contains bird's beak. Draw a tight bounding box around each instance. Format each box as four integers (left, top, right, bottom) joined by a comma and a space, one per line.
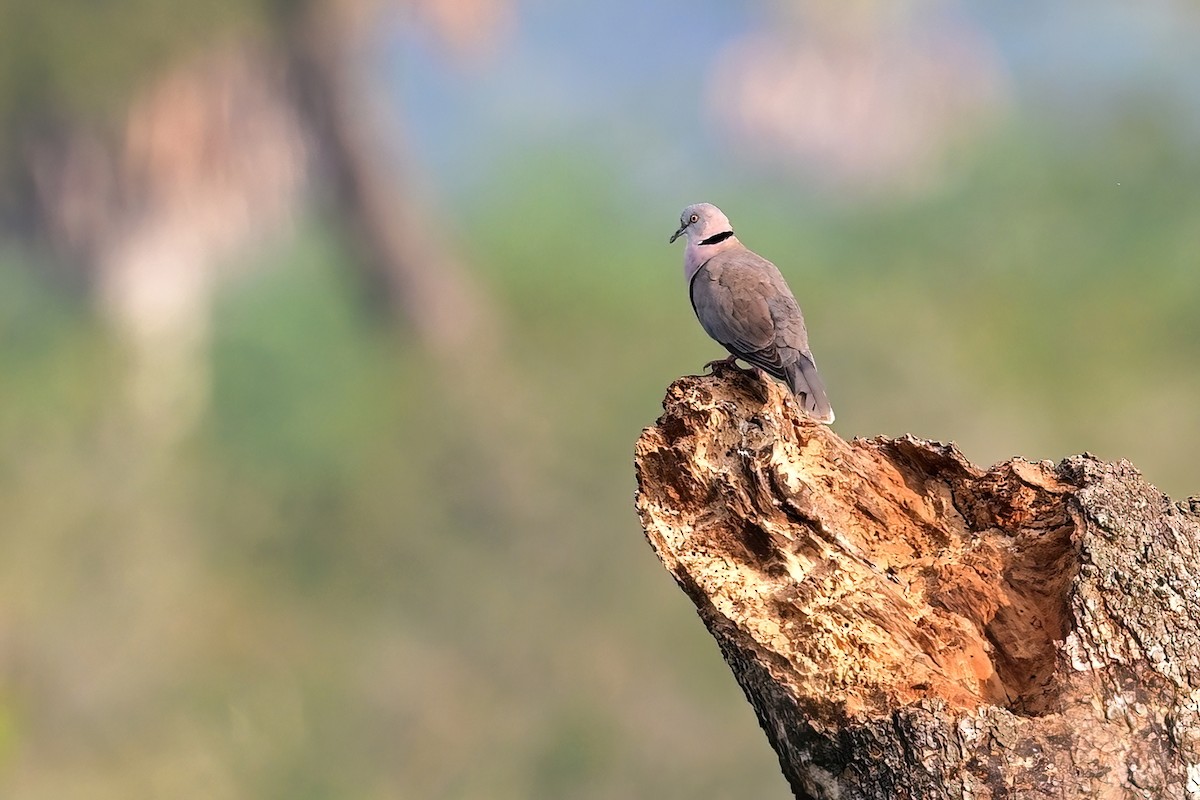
669, 224, 685, 244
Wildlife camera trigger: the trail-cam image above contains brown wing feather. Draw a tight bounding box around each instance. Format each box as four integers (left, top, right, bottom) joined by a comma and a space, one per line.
691, 265, 786, 376
687, 242, 834, 422
690, 251, 800, 380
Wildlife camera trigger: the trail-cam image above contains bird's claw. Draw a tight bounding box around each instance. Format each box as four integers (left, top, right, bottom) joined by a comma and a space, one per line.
702, 356, 740, 375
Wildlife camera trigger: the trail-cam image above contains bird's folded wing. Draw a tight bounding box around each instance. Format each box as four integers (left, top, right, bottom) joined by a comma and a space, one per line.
690, 261, 786, 375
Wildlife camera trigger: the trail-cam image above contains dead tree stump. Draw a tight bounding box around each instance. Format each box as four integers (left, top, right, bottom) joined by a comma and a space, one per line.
634, 368, 1200, 800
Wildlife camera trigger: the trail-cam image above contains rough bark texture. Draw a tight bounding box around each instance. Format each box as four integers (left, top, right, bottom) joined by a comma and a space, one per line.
634, 366, 1200, 800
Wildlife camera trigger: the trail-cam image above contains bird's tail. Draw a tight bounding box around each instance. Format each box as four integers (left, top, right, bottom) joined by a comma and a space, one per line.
786, 355, 835, 424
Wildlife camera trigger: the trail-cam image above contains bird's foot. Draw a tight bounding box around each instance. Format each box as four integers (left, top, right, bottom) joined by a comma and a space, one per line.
701, 355, 741, 375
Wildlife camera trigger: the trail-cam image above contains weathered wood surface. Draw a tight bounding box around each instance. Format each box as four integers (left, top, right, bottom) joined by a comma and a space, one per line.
634, 366, 1200, 800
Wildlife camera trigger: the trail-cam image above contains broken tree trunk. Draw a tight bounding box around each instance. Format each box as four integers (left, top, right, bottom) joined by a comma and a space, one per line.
634, 367, 1200, 800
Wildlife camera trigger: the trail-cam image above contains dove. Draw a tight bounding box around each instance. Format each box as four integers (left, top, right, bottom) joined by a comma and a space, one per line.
670, 203, 835, 424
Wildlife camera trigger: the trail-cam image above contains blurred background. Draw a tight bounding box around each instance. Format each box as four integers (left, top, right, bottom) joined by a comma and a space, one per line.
0, 0, 1197, 797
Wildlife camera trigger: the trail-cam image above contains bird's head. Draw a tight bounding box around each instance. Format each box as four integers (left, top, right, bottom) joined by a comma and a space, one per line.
670, 203, 733, 245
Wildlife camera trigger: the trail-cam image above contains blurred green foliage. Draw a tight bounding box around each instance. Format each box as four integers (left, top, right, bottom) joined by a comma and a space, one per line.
0, 114, 1198, 799
0, 0, 290, 166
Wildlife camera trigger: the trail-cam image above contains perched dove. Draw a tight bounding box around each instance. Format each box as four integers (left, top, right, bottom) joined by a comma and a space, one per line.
670, 203, 835, 423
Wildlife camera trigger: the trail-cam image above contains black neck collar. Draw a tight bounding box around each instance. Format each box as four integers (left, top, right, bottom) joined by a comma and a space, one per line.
698, 230, 735, 246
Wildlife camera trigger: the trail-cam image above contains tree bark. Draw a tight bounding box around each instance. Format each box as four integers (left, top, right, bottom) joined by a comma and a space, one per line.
634, 365, 1200, 800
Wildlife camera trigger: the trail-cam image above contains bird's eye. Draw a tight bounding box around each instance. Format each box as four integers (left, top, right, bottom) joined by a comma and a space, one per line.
690, 214, 699, 223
